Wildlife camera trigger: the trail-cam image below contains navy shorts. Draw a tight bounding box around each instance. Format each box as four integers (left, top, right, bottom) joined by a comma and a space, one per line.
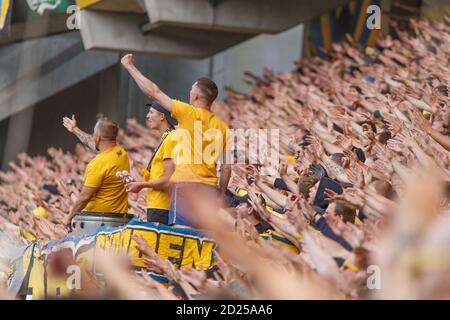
146, 208, 169, 225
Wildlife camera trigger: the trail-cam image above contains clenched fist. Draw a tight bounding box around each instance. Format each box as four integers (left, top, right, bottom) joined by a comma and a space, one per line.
121, 54, 134, 68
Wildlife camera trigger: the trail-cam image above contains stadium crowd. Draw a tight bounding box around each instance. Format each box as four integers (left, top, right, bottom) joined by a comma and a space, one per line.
1, 16, 450, 299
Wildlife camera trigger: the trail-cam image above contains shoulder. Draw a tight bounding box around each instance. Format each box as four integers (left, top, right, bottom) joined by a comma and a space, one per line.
162, 130, 178, 149
87, 154, 100, 168
86, 156, 102, 175
213, 115, 229, 132
172, 100, 194, 117
166, 130, 177, 139
116, 145, 128, 157
173, 100, 193, 108
115, 146, 129, 166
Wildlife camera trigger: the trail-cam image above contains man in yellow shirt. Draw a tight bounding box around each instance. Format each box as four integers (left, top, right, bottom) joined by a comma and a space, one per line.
121, 53, 232, 227
62, 116, 130, 226
125, 102, 177, 225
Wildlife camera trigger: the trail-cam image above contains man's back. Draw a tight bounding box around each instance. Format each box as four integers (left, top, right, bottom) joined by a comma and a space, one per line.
170, 100, 229, 186
83, 145, 130, 213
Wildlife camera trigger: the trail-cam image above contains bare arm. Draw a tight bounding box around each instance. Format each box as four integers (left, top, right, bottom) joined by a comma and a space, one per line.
410, 108, 450, 152
219, 163, 232, 197
126, 159, 175, 193
63, 115, 97, 153
73, 128, 97, 153
121, 54, 173, 113
65, 186, 98, 224
255, 180, 287, 209
281, 174, 299, 194
426, 127, 450, 152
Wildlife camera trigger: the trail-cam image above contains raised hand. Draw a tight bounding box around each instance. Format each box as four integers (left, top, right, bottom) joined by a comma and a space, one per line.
230, 175, 250, 191
372, 159, 394, 178
324, 188, 364, 210
131, 234, 152, 257
305, 135, 325, 158
121, 54, 134, 68
386, 138, 408, 153
278, 161, 288, 176
285, 194, 301, 212
142, 257, 165, 275
62, 115, 78, 133
335, 134, 353, 150
408, 108, 431, 131
180, 268, 208, 291
345, 166, 365, 188
361, 123, 376, 142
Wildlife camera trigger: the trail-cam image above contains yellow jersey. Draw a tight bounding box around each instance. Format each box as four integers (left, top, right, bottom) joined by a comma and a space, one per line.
145, 130, 176, 210
83, 145, 129, 214
170, 100, 229, 186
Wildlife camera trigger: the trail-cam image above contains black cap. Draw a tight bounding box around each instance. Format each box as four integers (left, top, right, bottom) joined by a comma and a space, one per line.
146, 102, 178, 127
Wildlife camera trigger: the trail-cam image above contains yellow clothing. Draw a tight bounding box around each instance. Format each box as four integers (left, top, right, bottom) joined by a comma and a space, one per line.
232, 187, 285, 219
170, 100, 229, 186
33, 206, 49, 219
83, 145, 130, 214
260, 230, 300, 254
145, 130, 176, 210
20, 228, 36, 242
284, 155, 296, 164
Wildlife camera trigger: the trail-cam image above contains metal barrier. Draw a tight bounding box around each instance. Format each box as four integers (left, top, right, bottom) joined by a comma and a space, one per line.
70, 212, 134, 236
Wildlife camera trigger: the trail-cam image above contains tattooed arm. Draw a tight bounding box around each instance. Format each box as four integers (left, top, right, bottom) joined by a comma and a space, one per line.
63, 115, 97, 153
73, 128, 97, 153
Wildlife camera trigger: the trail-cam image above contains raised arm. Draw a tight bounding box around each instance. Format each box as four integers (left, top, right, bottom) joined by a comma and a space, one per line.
62, 115, 97, 153
422, 126, 450, 152
121, 54, 173, 113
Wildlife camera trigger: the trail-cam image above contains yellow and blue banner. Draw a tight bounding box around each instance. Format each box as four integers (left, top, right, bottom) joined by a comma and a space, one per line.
0, 0, 11, 33
7, 218, 217, 300
307, 0, 382, 56
75, 0, 102, 10
7, 217, 300, 299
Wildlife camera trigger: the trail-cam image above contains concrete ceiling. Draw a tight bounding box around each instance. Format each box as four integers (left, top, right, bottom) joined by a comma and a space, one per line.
143, 0, 350, 34
82, 0, 146, 14
1, 0, 352, 58
79, 10, 256, 59
79, 0, 351, 58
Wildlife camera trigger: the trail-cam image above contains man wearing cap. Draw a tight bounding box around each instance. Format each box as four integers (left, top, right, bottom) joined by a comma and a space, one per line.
125, 102, 177, 225
121, 53, 232, 228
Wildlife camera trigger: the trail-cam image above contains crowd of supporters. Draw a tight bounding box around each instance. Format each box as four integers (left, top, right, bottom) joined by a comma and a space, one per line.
1, 16, 450, 299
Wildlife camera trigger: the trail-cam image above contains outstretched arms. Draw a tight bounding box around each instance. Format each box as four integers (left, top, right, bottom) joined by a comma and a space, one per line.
424, 127, 450, 152
121, 54, 173, 113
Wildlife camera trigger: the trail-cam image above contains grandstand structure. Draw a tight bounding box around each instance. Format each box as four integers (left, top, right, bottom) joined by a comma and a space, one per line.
0, 0, 447, 170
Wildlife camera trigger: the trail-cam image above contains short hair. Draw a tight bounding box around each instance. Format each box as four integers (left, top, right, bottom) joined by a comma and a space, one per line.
371, 180, 393, 198
353, 247, 369, 269
377, 131, 392, 145
330, 153, 345, 166
298, 175, 319, 199
359, 121, 377, 133
95, 117, 119, 141
335, 204, 356, 224
195, 77, 218, 105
